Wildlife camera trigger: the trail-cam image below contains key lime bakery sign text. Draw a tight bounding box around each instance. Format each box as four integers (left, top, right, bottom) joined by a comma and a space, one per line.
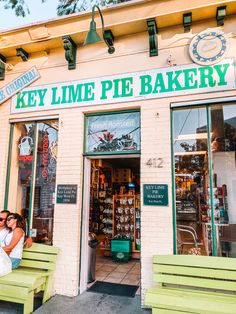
11, 58, 236, 113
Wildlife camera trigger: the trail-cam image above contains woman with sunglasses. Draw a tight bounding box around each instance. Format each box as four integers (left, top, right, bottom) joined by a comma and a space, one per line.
2, 213, 25, 269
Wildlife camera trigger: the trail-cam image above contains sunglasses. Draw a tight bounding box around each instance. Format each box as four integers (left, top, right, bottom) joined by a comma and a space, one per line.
7, 216, 15, 222
0, 217, 6, 222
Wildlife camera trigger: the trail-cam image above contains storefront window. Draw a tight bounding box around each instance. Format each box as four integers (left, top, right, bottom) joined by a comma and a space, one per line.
172, 104, 236, 257
7, 120, 58, 245
84, 111, 140, 155
210, 104, 236, 257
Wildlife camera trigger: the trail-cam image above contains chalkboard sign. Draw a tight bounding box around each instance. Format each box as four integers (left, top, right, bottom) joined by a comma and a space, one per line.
143, 184, 168, 206
56, 184, 77, 204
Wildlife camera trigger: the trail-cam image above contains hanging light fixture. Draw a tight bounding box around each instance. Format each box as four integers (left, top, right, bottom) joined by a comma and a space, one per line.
84, 5, 115, 54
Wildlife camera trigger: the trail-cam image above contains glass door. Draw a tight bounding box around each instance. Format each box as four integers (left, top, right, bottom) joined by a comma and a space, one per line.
210, 104, 236, 257
173, 107, 212, 255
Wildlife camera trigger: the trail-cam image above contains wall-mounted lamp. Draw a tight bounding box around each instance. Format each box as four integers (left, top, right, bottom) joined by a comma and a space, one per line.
84, 5, 115, 54
216, 6, 226, 26
183, 13, 192, 32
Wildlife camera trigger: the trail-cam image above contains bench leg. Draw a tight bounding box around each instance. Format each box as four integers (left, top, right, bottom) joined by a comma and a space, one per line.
23, 291, 34, 314
42, 276, 53, 303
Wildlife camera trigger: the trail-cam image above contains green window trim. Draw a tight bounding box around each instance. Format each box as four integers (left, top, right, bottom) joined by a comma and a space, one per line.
206, 106, 217, 256
3, 124, 14, 211
170, 110, 177, 254
27, 123, 38, 235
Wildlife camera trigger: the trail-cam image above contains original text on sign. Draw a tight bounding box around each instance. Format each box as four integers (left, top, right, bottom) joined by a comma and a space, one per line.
0, 67, 40, 105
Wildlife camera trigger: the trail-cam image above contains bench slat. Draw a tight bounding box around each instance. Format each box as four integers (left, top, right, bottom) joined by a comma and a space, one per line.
152, 309, 195, 314
0, 272, 42, 288
145, 287, 236, 314
154, 274, 236, 291
22, 251, 57, 262
154, 264, 236, 281
23, 243, 59, 255
0, 295, 25, 304
19, 259, 55, 270
153, 255, 236, 271
14, 268, 48, 276
0, 284, 29, 299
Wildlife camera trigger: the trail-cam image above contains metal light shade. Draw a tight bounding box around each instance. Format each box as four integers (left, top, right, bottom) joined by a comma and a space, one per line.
84, 5, 115, 54
84, 20, 102, 45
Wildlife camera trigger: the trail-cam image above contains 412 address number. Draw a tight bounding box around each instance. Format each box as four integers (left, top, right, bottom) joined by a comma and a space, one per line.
145, 158, 164, 168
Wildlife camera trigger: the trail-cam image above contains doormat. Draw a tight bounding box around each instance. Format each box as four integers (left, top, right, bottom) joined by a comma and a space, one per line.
87, 281, 139, 297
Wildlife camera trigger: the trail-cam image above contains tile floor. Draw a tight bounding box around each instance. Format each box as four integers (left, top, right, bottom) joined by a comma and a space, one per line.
94, 254, 141, 294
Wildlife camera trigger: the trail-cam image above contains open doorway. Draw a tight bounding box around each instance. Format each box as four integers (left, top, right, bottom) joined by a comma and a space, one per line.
87, 156, 141, 295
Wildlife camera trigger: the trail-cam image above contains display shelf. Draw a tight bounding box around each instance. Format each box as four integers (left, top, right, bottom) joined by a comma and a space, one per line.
113, 194, 140, 252
99, 197, 113, 237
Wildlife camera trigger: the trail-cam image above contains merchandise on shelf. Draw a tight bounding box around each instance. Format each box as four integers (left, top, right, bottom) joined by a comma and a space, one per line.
113, 194, 140, 252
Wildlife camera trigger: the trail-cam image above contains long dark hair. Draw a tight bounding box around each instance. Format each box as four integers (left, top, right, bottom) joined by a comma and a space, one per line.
6, 213, 26, 232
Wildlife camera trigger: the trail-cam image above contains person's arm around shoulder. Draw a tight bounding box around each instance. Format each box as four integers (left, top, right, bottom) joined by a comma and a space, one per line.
24, 236, 33, 248
3, 227, 24, 255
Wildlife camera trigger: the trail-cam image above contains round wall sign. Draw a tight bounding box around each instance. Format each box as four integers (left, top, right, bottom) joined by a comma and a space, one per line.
189, 29, 228, 65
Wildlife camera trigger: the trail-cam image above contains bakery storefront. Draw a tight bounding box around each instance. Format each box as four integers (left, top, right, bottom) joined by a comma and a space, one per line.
0, 0, 236, 303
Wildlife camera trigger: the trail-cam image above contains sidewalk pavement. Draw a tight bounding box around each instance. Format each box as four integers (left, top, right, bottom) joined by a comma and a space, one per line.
0, 292, 151, 314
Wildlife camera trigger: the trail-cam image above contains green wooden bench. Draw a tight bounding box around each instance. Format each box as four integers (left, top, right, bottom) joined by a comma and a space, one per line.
0, 243, 59, 314
145, 255, 236, 314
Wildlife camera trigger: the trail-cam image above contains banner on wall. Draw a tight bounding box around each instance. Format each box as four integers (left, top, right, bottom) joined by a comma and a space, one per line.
0, 67, 40, 105
11, 58, 236, 114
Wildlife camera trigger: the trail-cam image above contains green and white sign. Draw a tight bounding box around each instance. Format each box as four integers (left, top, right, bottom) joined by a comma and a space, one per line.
143, 184, 168, 206
0, 67, 40, 105
11, 58, 235, 114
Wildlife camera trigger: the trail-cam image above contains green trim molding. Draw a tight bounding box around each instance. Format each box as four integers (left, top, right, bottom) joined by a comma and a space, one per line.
147, 18, 158, 57
3, 124, 14, 210
62, 35, 77, 70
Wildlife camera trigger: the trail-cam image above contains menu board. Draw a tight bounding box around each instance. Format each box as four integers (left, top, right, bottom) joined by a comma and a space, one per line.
56, 184, 77, 204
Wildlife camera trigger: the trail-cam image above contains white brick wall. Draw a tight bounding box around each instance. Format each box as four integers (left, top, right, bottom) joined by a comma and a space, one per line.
140, 99, 173, 304
52, 110, 84, 296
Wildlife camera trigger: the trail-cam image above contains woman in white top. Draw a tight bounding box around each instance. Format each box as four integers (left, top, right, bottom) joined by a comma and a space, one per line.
3, 213, 25, 269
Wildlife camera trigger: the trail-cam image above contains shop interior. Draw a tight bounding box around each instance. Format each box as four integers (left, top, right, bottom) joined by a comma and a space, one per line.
88, 157, 141, 290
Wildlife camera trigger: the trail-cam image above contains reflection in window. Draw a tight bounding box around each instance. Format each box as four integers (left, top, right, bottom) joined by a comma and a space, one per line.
173, 104, 236, 257
211, 104, 236, 257
33, 122, 58, 244
85, 111, 140, 154
173, 107, 211, 256
8, 123, 36, 223
7, 121, 58, 245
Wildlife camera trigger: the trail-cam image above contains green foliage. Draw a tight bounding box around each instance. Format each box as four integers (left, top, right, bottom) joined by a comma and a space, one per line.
0, 0, 30, 17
